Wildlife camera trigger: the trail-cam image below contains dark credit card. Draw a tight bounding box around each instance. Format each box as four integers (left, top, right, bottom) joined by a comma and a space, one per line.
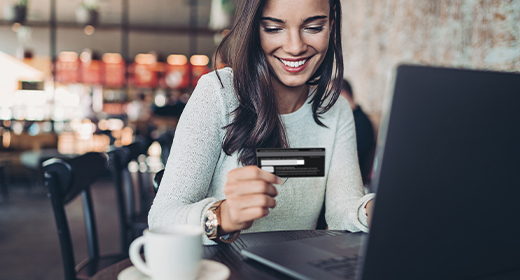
256, 148, 325, 177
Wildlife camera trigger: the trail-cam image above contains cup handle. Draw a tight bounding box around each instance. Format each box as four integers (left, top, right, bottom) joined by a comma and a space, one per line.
129, 236, 152, 276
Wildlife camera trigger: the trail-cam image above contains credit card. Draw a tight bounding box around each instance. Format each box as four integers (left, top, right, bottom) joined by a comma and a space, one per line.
256, 148, 325, 177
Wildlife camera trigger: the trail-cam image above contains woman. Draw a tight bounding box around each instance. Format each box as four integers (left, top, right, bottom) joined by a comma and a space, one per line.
148, 0, 375, 245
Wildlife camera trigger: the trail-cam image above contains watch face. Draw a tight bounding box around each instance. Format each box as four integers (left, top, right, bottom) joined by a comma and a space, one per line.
205, 220, 215, 235
205, 211, 217, 235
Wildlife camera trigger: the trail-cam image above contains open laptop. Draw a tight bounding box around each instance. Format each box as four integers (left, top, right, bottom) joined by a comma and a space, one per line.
241, 65, 520, 280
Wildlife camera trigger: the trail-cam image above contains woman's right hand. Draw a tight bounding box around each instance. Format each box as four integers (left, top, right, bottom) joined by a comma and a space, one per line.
219, 166, 282, 234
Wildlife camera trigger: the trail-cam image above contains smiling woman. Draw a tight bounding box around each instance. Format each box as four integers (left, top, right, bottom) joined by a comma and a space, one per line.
148, 0, 375, 246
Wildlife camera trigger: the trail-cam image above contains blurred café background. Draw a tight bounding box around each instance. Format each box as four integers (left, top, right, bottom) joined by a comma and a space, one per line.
1, 0, 519, 279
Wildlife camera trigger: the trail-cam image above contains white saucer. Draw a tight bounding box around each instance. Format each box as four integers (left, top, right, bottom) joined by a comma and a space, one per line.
118, 259, 230, 280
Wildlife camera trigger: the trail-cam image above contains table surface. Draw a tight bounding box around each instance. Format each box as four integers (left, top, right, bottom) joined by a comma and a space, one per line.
91, 230, 349, 280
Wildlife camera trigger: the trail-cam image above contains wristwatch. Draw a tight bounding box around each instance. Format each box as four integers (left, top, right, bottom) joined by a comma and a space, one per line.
204, 200, 240, 243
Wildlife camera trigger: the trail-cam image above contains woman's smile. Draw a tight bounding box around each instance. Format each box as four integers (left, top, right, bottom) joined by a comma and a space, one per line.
277, 56, 312, 73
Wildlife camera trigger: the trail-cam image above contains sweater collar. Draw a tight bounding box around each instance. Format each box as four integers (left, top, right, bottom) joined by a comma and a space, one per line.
280, 91, 312, 125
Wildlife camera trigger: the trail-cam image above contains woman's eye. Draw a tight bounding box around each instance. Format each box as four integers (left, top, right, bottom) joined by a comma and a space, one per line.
305, 26, 324, 33
263, 27, 282, 33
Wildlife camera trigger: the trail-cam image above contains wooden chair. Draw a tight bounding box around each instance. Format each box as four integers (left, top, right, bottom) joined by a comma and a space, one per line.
43, 152, 127, 280
107, 139, 152, 252
126, 138, 154, 214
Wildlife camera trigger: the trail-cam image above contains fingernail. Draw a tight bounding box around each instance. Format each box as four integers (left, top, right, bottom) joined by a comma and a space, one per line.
276, 177, 283, 184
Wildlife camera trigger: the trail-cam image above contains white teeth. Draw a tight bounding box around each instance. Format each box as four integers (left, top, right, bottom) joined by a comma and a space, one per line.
280, 59, 307, 68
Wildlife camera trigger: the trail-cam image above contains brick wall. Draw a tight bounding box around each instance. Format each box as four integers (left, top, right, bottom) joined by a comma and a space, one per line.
342, 0, 520, 130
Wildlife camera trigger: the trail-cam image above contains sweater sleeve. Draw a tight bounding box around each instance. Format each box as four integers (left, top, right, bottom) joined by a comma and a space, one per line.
325, 99, 375, 232
148, 74, 225, 245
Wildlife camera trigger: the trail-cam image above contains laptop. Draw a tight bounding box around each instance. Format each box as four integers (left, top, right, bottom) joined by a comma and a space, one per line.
241, 65, 520, 280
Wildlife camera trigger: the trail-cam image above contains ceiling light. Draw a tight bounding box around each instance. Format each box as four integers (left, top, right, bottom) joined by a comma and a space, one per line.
167, 54, 188, 66
135, 53, 156, 65
102, 53, 123, 64
190, 55, 209, 66
58, 51, 79, 62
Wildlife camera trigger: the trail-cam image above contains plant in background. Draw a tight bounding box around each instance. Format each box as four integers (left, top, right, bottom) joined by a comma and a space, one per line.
209, 0, 235, 31
76, 0, 99, 27
3, 0, 29, 24
81, 0, 99, 12
220, 0, 234, 14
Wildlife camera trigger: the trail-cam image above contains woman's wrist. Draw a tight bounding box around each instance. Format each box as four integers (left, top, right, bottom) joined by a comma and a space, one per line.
216, 200, 241, 243
217, 200, 238, 235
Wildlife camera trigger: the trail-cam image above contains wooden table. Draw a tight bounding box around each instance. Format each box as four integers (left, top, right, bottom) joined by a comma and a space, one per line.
91, 230, 354, 280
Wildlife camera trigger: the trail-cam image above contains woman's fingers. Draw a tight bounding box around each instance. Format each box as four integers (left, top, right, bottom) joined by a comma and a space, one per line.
227, 165, 283, 184
221, 166, 283, 232
224, 180, 278, 197
226, 194, 277, 210
222, 194, 276, 232
229, 206, 270, 225
225, 195, 275, 229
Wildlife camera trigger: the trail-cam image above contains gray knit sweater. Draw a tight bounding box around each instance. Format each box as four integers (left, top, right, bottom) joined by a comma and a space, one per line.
148, 68, 375, 245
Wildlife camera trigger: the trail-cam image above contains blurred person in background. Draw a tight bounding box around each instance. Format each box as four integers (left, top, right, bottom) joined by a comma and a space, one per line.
340, 79, 375, 185
126, 92, 152, 137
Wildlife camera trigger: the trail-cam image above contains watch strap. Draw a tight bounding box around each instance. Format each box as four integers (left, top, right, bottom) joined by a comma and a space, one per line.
208, 200, 224, 212
218, 230, 240, 244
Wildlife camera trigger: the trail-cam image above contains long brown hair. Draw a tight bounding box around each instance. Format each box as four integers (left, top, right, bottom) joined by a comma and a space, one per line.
215, 0, 343, 166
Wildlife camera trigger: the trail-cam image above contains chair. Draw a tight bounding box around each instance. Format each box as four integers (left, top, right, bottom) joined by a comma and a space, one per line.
43, 152, 127, 280
153, 169, 164, 194
155, 130, 175, 165
0, 165, 8, 202
108, 139, 152, 252
126, 138, 154, 214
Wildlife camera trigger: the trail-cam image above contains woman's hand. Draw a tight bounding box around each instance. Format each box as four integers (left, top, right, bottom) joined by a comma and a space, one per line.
219, 166, 282, 234
365, 199, 375, 227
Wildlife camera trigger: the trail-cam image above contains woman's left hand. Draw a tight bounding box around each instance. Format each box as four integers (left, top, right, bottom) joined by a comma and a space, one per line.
365, 199, 375, 226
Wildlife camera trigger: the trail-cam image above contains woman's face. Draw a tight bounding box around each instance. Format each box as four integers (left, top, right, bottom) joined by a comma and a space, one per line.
260, 0, 332, 88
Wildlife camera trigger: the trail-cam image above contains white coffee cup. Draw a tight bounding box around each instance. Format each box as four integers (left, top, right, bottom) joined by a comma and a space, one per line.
129, 225, 203, 280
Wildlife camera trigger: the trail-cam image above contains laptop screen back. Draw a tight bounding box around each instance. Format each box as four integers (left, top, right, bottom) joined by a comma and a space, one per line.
361, 65, 520, 280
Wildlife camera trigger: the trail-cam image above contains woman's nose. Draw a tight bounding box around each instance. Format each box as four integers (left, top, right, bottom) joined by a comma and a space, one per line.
283, 30, 307, 56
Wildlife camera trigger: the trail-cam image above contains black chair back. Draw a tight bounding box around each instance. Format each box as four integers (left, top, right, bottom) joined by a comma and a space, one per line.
107, 147, 132, 252
43, 152, 108, 280
127, 137, 153, 214
108, 138, 153, 252
126, 142, 145, 213
156, 130, 175, 165
0, 165, 8, 202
